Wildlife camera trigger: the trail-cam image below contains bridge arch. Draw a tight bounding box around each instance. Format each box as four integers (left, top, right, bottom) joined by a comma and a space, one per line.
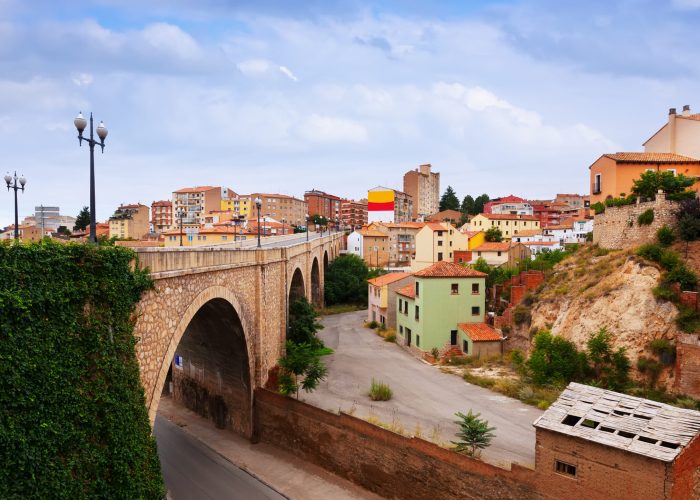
311, 257, 321, 307
323, 250, 329, 272
149, 285, 254, 437
289, 267, 306, 304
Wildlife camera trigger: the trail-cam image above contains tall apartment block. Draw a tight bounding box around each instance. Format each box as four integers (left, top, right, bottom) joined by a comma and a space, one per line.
172, 186, 222, 225
340, 199, 368, 229
248, 193, 307, 227
403, 163, 440, 220
305, 189, 342, 223
394, 190, 414, 223
151, 200, 173, 233
108, 203, 150, 240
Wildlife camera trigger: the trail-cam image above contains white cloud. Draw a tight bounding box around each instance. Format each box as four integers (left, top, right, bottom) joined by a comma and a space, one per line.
279, 65, 298, 81
297, 114, 369, 144
71, 73, 93, 87
140, 22, 202, 60
237, 58, 273, 76
671, 0, 700, 9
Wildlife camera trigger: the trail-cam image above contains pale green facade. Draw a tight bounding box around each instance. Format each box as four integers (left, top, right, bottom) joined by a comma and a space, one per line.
396, 275, 486, 353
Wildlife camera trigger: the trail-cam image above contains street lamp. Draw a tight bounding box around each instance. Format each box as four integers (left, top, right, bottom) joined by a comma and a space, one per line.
74, 111, 108, 244
335, 216, 340, 233
305, 213, 309, 242
255, 197, 262, 248
176, 208, 185, 247
282, 218, 286, 237
4, 172, 26, 240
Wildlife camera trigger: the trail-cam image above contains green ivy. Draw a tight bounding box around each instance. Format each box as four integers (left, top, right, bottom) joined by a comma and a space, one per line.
0, 241, 164, 499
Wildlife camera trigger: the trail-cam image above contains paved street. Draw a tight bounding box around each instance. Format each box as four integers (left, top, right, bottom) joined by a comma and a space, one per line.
155, 415, 285, 500
303, 310, 542, 467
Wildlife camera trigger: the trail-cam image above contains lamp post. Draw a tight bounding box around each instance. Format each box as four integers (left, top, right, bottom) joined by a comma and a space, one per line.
177, 208, 185, 247
305, 213, 309, 242
4, 172, 26, 240
335, 216, 340, 233
74, 112, 108, 244
255, 197, 262, 248
282, 218, 286, 237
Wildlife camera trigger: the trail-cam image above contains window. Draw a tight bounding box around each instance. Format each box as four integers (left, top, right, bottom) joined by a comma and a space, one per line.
399, 299, 402, 310
471, 306, 480, 316
554, 460, 577, 477
593, 173, 602, 194
416, 335, 420, 347
415, 305, 420, 321
472, 283, 479, 294
497, 251, 502, 257
399, 326, 404, 335
404, 301, 408, 314
415, 282, 420, 297
463, 339, 469, 354
451, 283, 459, 294
222, 235, 227, 240
437, 240, 443, 246
449, 241, 452, 247
437, 252, 443, 261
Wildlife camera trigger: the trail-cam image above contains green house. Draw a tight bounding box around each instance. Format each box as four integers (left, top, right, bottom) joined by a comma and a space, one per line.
395, 261, 502, 357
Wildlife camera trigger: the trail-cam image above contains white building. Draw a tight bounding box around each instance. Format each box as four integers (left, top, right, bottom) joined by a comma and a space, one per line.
347, 230, 363, 258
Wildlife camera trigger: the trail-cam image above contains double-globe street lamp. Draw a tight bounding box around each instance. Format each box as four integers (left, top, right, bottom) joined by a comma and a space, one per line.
255, 197, 262, 248
4, 172, 27, 240
176, 208, 185, 247
305, 213, 310, 242
74, 112, 108, 244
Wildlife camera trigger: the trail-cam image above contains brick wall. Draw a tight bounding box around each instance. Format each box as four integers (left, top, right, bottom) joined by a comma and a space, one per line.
671, 433, 700, 499
675, 334, 700, 399
535, 429, 669, 500
254, 389, 540, 500
680, 291, 699, 311
592, 194, 679, 250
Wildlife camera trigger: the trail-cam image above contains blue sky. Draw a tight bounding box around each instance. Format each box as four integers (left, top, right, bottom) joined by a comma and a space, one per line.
1, 0, 700, 223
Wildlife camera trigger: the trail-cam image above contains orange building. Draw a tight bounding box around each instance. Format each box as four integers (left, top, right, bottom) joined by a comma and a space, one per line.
151, 200, 172, 233
305, 189, 342, 224
589, 152, 700, 205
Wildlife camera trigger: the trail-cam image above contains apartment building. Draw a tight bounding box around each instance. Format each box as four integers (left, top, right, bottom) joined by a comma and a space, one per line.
305, 189, 342, 224
108, 203, 150, 240
340, 199, 368, 229
221, 193, 251, 218
484, 195, 530, 214
411, 222, 470, 271
367, 272, 414, 327
403, 163, 440, 220
172, 186, 222, 225
162, 226, 248, 247
151, 200, 172, 233
248, 193, 307, 227
369, 221, 425, 267
394, 189, 414, 223
468, 213, 540, 239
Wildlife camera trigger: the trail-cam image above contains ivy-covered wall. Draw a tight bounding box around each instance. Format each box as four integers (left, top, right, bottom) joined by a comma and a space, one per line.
0, 241, 164, 498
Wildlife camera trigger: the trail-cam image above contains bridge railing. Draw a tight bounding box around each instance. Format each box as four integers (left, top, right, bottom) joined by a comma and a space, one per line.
133, 233, 341, 277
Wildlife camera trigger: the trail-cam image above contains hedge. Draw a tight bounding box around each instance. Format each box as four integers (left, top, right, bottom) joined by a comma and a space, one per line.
0, 241, 164, 498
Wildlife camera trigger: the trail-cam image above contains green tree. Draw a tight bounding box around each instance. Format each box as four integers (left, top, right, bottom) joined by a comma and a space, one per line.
632, 170, 697, 201
439, 186, 460, 211
278, 341, 332, 399
472, 257, 491, 275
324, 254, 375, 305
461, 195, 475, 215
473, 194, 490, 214
676, 198, 700, 257
452, 410, 496, 457
484, 227, 503, 242
288, 297, 324, 347
656, 225, 675, 246
312, 214, 328, 226
73, 206, 90, 231
586, 328, 630, 392
527, 331, 588, 386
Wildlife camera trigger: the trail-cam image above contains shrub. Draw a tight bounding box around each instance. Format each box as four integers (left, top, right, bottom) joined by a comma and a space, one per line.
288, 297, 324, 347
650, 339, 676, 365
528, 331, 587, 386
367, 320, 379, 329
462, 372, 496, 388
378, 322, 387, 332
637, 356, 663, 387
430, 347, 440, 359
368, 379, 393, 401
676, 305, 700, 333
656, 225, 675, 246
652, 285, 677, 302
513, 305, 531, 326
591, 202, 606, 215
384, 334, 396, 343
637, 208, 654, 226
637, 243, 663, 262
451, 410, 496, 457
666, 265, 698, 291
518, 386, 534, 401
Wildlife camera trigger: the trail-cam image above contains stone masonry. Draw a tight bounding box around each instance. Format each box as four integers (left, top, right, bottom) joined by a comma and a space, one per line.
131, 235, 342, 430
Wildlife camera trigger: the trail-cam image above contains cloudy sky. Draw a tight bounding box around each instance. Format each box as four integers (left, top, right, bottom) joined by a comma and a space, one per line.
1, 0, 700, 224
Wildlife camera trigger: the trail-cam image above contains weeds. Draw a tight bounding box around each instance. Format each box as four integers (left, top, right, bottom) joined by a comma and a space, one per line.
368, 378, 393, 401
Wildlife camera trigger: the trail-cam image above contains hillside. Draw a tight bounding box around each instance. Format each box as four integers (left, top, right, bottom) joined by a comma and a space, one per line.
515, 245, 684, 368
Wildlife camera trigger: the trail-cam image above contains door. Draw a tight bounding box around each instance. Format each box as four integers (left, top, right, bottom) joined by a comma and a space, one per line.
451, 330, 458, 346
406, 328, 412, 347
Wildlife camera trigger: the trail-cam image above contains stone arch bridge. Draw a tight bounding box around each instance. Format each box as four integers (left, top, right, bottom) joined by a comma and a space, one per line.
131, 234, 342, 437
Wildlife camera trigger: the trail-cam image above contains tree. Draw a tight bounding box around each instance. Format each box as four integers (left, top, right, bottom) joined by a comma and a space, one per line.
324, 254, 374, 305
586, 328, 630, 392
473, 194, 490, 214
484, 227, 503, 242
632, 170, 696, 201
312, 214, 328, 226
288, 297, 324, 347
439, 186, 460, 211
461, 195, 475, 215
452, 410, 496, 457
527, 331, 588, 386
278, 341, 332, 399
56, 225, 71, 236
74, 206, 90, 231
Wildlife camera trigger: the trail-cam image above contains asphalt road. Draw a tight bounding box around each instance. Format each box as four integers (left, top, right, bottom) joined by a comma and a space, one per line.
154, 416, 286, 500
303, 310, 542, 467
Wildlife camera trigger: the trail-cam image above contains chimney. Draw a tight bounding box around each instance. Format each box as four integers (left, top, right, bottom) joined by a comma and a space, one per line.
683, 104, 691, 117
669, 107, 677, 154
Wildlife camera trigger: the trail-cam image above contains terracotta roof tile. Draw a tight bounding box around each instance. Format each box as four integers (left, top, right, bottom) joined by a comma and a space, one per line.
603, 152, 700, 163
458, 323, 502, 342
513, 229, 542, 237
473, 242, 510, 252
413, 261, 487, 278
396, 284, 416, 298
173, 186, 219, 193
425, 222, 452, 231
368, 272, 412, 287
679, 113, 700, 121
358, 229, 388, 238
479, 213, 540, 221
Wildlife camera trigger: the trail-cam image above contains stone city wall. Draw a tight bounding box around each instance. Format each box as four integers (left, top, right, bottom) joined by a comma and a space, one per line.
592, 194, 679, 250
675, 334, 700, 400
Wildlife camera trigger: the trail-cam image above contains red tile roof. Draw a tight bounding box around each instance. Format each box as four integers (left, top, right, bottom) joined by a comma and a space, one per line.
368, 272, 412, 287
396, 284, 416, 298
603, 152, 700, 163
173, 186, 219, 193
425, 222, 452, 231
413, 261, 487, 278
479, 213, 540, 221
679, 113, 700, 121
458, 323, 502, 342
358, 228, 387, 238
473, 242, 510, 252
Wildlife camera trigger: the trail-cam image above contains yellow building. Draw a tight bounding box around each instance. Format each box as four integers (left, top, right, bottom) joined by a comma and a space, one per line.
468, 214, 540, 240
462, 230, 485, 250
411, 222, 469, 271
220, 196, 251, 218
162, 226, 247, 247
108, 203, 150, 240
